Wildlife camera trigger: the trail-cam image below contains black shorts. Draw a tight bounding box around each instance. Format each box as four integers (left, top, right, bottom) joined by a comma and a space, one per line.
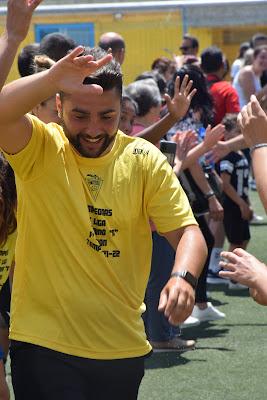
10, 341, 147, 400
223, 203, 250, 245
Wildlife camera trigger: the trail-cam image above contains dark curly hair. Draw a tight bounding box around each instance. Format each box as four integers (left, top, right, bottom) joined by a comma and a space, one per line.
0, 155, 17, 247
168, 64, 214, 127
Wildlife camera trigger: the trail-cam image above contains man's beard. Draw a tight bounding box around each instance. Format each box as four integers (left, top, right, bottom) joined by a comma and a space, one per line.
62, 122, 116, 158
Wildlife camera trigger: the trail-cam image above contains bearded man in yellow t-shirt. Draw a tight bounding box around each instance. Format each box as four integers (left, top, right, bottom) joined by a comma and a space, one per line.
0, 1, 207, 399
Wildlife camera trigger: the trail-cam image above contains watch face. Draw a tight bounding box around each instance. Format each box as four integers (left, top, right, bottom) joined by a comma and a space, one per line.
183, 271, 197, 288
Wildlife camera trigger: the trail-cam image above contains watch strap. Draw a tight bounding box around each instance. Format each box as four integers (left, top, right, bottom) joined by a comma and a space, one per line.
170, 270, 198, 289
204, 190, 215, 200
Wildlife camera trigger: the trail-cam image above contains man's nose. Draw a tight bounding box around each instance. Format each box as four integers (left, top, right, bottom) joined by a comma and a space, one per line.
83, 123, 102, 137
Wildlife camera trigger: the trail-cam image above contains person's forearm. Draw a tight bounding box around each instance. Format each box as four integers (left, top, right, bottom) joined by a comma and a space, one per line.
0, 69, 55, 124
173, 156, 183, 176
222, 181, 244, 207
189, 162, 212, 194
172, 225, 207, 279
0, 32, 22, 91
251, 148, 267, 213
226, 134, 246, 151
181, 143, 206, 170
136, 113, 176, 145
0, 0, 41, 92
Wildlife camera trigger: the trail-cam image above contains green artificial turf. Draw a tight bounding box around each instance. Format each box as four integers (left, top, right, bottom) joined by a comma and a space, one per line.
139, 189, 267, 400
7, 190, 267, 400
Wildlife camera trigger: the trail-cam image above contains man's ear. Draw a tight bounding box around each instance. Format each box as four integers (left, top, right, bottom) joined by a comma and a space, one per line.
118, 48, 125, 65
56, 93, 62, 118
31, 104, 40, 118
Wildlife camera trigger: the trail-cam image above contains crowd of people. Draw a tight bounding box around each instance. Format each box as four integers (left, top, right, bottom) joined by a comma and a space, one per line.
0, 0, 267, 399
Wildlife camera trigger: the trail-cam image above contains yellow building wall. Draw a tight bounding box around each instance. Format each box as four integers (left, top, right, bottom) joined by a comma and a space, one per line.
0, 8, 266, 85
0, 10, 182, 85
188, 27, 213, 53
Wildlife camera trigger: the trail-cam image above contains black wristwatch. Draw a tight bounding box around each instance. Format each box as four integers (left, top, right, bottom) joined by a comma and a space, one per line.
204, 190, 215, 200
170, 270, 198, 289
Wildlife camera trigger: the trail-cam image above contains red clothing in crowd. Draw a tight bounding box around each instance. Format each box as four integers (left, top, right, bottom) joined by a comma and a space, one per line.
206, 74, 240, 125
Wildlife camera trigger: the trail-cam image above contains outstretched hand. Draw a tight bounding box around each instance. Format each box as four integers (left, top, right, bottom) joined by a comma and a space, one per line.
49, 46, 113, 96
172, 130, 198, 162
211, 140, 231, 163
219, 247, 266, 287
6, 0, 43, 42
203, 124, 225, 151
238, 95, 267, 147
164, 75, 197, 121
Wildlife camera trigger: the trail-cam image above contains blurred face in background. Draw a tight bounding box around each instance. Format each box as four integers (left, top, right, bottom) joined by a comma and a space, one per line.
119, 98, 136, 135
146, 104, 161, 125
180, 38, 198, 56
254, 48, 267, 74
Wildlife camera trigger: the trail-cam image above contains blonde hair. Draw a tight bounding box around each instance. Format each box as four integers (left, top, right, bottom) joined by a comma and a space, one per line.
33, 55, 55, 73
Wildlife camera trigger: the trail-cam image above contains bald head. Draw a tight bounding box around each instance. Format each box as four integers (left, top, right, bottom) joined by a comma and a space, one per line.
98, 32, 125, 65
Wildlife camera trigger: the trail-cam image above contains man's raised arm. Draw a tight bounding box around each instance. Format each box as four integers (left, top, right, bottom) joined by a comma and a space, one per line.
0, 0, 112, 155
0, 0, 42, 153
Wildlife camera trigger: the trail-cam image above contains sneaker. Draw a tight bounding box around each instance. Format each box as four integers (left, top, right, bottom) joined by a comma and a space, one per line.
249, 179, 257, 191
207, 271, 229, 285
180, 316, 200, 328
208, 248, 222, 274
150, 337, 195, 352
250, 213, 264, 225
228, 281, 248, 290
191, 302, 225, 322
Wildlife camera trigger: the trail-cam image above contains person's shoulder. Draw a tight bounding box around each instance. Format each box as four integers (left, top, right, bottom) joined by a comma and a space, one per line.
211, 80, 233, 95
238, 66, 253, 79
29, 114, 67, 146
119, 130, 160, 153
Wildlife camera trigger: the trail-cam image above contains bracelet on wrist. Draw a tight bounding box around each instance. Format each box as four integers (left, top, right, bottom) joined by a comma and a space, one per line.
250, 143, 267, 155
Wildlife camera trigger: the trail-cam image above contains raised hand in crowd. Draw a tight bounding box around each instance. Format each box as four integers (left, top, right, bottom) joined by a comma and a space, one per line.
238, 95, 267, 213
164, 74, 197, 121
173, 124, 224, 171
6, 0, 42, 42
136, 74, 197, 145
238, 94, 267, 147
172, 130, 198, 174
219, 248, 267, 306
211, 134, 247, 163
0, 0, 43, 89
203, 124, 224, 152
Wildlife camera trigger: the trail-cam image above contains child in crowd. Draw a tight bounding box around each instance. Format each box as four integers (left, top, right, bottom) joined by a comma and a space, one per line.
220, 114, 253, 289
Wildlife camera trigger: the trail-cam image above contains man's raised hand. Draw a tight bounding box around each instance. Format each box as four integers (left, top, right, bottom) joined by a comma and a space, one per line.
6, 0, 43, 43
48, 46, 113, 96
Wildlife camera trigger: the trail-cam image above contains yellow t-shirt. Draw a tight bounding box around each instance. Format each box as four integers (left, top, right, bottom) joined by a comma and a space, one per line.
0, 229, 16, 292
4, 115, 197, 359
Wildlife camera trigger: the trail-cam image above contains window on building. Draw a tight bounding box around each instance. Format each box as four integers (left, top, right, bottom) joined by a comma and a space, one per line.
35, 23, 95, 47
